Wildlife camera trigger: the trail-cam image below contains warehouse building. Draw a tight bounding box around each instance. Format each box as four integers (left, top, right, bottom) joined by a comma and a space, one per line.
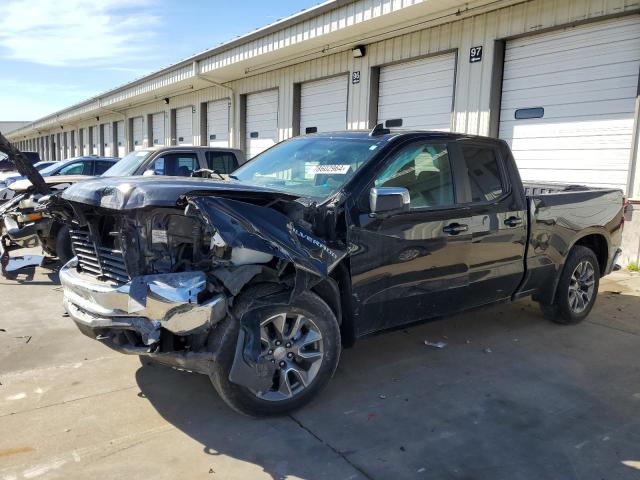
5, 0, 640, 260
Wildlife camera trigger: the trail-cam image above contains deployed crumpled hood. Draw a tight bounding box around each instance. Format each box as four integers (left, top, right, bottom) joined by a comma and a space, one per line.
62, 176, 300, 210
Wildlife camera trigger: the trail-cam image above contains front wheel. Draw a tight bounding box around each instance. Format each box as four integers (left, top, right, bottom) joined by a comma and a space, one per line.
209, 290, 341, 416
540, 245, 600, 324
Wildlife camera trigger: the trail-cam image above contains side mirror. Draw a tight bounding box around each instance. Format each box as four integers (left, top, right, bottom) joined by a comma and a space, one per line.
142, 169, 156, 177
369, 187, 410, 214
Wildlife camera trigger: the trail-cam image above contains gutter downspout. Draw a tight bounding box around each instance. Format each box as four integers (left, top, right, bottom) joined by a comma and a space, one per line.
194, 61, 236, 149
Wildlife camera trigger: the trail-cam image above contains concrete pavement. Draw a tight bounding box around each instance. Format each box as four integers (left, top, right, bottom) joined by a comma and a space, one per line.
1, 259, 640, 480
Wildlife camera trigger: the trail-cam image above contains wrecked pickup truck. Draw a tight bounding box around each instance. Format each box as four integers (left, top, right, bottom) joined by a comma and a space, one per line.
57, 130, 624, 416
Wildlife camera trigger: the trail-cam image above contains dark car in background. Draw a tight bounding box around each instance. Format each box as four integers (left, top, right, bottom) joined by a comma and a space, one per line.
1, 157, 119, 203
0, 151, 40, 172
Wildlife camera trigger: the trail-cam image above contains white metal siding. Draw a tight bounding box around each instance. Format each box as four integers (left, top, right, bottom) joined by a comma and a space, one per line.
176, 106, 193, 146
499, 16, 640, 192
152, 112, 165, 146
103, 123, 112, 157
132, 117, 144, 150
207, 99, 230, 147
377, 53, 456, 131
300, 75, 349, 134
246, 90, 279, 159
116, 120, 125, 157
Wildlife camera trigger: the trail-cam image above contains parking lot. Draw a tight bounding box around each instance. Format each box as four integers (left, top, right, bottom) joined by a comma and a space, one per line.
1, 252, 639, 480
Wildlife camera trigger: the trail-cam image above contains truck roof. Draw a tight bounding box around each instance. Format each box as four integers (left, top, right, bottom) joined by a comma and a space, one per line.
304, 129, 507, 144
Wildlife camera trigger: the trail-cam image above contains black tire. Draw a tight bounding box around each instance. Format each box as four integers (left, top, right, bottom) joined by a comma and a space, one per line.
209, 290, 341, 417
540, 245, 600, 325
55, 225, 73, 264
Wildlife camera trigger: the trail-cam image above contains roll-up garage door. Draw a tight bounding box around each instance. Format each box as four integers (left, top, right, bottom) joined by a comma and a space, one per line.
245, 89, 278, 159
499, 16, 640, 192
102, 123, 112, 157
91, 126, 99, 155
64, 132, 70, 158
300, 75, 348, 134
82, 128, 89, 155
116, 120, 125, 157
377, 53, 456, 131
207, 99, 230, 147
132, 117, 144, 150
176, 106, 193, 146
152, 112, 165, 146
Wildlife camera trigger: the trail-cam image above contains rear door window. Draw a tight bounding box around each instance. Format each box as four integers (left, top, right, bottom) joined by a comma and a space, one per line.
94, 160, 115, 175
58, 161, 91, 175
458, 145, 504, 202
205, 151, 239, 173
152, 153, 198, 176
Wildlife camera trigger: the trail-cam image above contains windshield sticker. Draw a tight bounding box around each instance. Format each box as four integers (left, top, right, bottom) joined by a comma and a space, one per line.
308, 165, 351, 175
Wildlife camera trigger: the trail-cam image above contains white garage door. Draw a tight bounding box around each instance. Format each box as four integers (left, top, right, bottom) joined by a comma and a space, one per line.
300, 76, 348, 134
499, 16, 640, 192
82, 128, 89, 155
152, 112, 165, 146
246, 89, 278, 159
65, 132, 71, 158
102, 123, 112, 157
377, 53, 456, 131
91, 126, 99, 155
116, 120, 125, 157
207, 99, 230, 147
176, 106, 193, 146
132, 117, 144, 150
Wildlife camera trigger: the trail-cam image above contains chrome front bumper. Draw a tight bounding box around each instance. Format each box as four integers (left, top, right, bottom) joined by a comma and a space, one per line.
60, 258, 227, 345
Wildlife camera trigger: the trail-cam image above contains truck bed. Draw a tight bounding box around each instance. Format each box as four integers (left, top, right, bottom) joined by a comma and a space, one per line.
522, 181, 621, 196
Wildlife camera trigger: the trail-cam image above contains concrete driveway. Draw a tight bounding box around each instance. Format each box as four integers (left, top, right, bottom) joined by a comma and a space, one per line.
1, 259, 640, 480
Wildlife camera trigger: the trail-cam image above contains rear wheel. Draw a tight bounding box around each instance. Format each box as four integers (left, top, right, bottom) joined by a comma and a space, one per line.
540, 245, 600, 324
209, 290, 341, 417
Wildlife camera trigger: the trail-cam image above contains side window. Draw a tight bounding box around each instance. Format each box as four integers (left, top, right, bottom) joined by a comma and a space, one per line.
94, 161, 114, 175
152, 153, 198, 176
459, 145, 504, 202
57, 161, 86, 175
205, 151, 239, 173
374, 142, 454, 208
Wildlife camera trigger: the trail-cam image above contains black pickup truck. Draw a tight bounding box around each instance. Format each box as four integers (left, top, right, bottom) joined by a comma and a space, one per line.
57, 130, 623, 416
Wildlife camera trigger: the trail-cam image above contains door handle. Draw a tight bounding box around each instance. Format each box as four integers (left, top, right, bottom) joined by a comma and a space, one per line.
442, 223, 468, 235
504, 216, 523, 227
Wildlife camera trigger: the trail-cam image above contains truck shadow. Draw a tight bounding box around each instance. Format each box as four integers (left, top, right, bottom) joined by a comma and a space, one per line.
135, 289, 640, 480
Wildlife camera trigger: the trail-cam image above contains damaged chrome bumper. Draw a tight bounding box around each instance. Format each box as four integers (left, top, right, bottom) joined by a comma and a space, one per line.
60, 258, 227, 371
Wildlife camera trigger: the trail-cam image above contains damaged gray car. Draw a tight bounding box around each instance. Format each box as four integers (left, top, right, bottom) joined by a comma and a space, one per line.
56, 130, 623, 416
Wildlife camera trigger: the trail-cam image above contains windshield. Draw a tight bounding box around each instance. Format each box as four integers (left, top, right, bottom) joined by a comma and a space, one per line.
35, 162, 53, 171
102, 150, 152, 177
233, 137, 384, 199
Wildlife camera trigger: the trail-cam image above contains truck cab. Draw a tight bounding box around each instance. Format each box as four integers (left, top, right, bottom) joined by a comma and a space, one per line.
101, 146, 244, 178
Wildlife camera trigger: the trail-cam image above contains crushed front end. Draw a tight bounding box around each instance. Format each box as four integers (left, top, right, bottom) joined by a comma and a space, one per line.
59, 180, 347, 377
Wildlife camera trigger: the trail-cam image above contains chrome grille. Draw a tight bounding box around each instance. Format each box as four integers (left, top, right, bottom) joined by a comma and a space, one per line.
70, 228, 129, 284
